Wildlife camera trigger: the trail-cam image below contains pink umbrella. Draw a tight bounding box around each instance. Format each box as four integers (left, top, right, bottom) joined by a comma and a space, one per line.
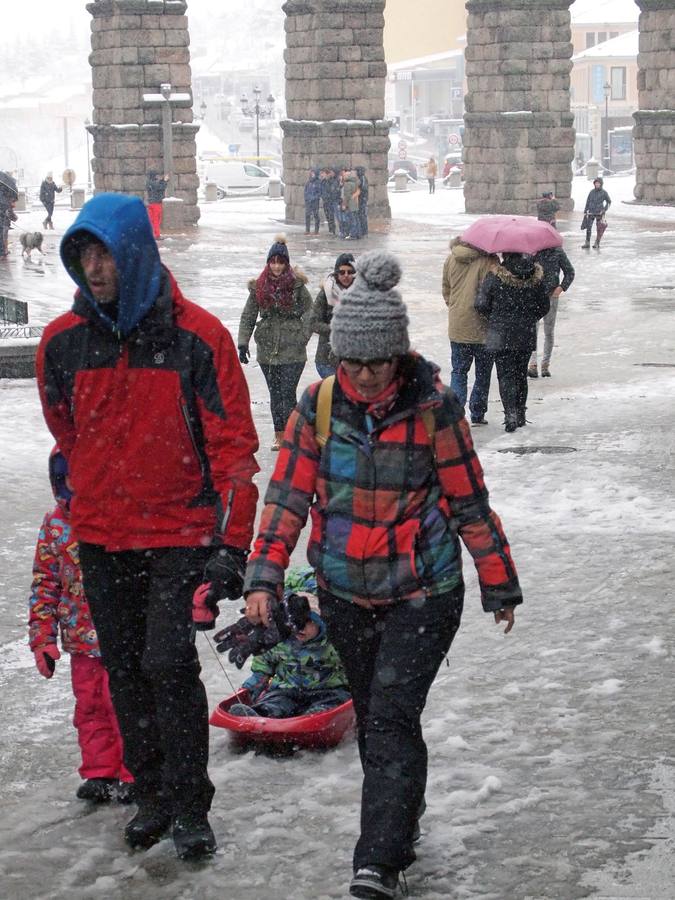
460, 215, 563, 255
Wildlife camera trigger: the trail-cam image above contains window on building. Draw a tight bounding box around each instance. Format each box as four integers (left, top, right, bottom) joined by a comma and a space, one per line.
609, 32, 619, 40
611, 67, 627, 101
586, 32, 596, 48
597, 32, 607, 44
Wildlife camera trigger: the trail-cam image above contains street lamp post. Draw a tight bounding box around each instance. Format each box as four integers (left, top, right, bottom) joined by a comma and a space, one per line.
240, 86, 275, 166
84, 118, 92, 194
603, 81, 611, 174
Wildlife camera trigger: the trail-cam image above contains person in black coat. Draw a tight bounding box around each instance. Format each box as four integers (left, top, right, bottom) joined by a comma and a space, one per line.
319, 168, 340, 235
582, 178, 611, 249
355, 166, 369, 236
528, 246, 575, 378
303, 169, 321, 235
145, 170, 169, 239
475, 253, 550, 432
39, 173, 62, 229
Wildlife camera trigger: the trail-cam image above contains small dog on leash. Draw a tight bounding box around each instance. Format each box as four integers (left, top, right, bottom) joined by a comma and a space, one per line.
20, 231, 44, 257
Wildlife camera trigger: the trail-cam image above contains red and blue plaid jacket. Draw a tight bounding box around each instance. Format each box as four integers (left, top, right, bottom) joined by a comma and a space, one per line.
245, 357, 521, 610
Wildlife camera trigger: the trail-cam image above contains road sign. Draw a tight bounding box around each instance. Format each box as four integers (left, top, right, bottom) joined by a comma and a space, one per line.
398, 140, 407, 151
448, 133, 460, 146
398, 148, 407, 159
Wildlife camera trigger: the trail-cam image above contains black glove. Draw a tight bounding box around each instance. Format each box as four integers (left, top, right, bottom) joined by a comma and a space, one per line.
213, 597, 297, 668
204, 545, 248, 601
238, 346, 250, 365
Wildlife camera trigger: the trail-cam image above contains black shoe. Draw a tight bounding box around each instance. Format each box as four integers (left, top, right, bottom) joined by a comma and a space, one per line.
76, 777, 116, 803
592, 242, 600, 249
116, 781, 136, 805
470, 415, 487, 426
504, 414, 518, 433
124, 802, 172, 850
516, 409, 527, 428
172, 813, 217, 860
350, 865, 399, 899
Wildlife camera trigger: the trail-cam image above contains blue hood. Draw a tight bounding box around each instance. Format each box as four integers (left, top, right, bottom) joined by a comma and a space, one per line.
60, 193, 161, 336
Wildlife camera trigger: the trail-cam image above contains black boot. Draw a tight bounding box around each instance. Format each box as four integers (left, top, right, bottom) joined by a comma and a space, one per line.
172, 812, 217, 860
516, 408, 527, 428
76, 777, 116, 803
504, 413, 518, 433
124, 800, 172, 850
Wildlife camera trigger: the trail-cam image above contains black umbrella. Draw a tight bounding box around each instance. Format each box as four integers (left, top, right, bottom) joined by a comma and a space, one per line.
0, 171, 19, 200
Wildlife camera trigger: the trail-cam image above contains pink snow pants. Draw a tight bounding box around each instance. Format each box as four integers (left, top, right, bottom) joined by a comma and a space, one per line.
71, 655, 133, 782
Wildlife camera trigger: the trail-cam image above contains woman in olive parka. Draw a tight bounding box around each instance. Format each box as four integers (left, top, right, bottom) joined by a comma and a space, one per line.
238, 235, 312, 450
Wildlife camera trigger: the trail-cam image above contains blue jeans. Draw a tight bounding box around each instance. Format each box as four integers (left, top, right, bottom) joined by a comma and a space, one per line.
450, 342, 494, 419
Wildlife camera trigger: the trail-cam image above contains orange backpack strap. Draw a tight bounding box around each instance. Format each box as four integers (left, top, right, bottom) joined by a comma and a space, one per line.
315, 375, 335, 449
421, 408, 436, 457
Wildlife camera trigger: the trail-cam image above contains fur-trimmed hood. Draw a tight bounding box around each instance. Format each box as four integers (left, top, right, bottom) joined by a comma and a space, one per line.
494, 261, 544, 288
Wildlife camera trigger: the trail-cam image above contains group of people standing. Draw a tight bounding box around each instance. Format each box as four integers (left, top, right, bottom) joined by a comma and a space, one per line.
35, 191, 522, 900
304, 166, 368, 240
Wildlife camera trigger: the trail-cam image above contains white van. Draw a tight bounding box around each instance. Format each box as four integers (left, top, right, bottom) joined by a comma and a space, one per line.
202, 160, 274, 198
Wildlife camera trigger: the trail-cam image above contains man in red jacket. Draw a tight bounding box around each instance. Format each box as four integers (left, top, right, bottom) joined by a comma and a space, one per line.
36, 193, 259, 859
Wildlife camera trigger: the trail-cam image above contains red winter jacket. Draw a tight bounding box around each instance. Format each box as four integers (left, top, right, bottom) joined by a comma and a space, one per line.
36, 269, 259, 551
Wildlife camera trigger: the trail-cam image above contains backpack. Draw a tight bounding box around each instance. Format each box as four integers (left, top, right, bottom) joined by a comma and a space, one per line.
314, 375, 436, 451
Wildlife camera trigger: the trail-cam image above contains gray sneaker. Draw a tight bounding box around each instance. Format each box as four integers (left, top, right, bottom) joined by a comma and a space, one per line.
350, 865, 398, 899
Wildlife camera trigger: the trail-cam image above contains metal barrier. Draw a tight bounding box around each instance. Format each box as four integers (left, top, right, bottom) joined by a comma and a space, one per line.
0, 325, 45, 339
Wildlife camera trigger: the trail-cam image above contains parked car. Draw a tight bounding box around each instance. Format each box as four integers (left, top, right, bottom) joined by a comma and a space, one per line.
202, 160, 278, 198
442, 152, 464, 180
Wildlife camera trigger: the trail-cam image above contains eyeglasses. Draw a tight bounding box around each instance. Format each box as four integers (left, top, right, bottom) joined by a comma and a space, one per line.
341, 358, 395, 376
338, 268, 355, 276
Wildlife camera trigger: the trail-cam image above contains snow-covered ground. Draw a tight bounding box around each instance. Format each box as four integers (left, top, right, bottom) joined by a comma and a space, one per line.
1, 176, 674, 899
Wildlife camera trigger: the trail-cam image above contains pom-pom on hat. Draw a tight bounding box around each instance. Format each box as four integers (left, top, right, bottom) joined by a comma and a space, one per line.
330, 250, 410, 361
267, 233, 290, 264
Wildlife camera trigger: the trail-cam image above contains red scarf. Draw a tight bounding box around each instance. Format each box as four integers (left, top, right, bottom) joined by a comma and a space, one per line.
337, 364, 402, 419
256, 264, 296, 311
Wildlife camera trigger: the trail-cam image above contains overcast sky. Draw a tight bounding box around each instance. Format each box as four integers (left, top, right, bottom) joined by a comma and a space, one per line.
2, 0, 277, 41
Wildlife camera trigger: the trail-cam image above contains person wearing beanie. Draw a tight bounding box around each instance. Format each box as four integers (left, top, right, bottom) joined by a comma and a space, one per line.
238, 235, 313, 450
36, 192, 260, 861
536, 190, 560, 227
582, 177, 611, 249
243, 249, 523, 898
306, 251, 356, 377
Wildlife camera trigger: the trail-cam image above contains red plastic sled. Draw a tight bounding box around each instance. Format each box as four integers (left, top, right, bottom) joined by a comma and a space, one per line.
210, 689, 356, 749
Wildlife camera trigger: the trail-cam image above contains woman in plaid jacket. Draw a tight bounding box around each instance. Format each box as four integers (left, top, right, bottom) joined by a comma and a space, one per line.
243, 251, 522, 900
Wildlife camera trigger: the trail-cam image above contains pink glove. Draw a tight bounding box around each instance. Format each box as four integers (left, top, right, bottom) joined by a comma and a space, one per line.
34, 645, 61, 679
192, 582, 218, 631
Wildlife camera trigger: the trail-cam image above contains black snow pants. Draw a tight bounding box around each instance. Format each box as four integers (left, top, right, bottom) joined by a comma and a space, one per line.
78, 543, 215, 815
495, 347, 531, 417
305, 201, 320, 233
319, 587, 464, 872
259, 361, 305, 432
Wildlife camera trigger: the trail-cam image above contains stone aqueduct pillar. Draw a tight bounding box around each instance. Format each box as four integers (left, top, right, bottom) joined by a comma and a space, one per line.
633, 0, 675, 205
462, 0, 576, 215
281, 0, 391, 223
87, 0, 199, 226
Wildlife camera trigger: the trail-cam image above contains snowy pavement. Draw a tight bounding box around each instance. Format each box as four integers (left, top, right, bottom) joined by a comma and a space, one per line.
1, 176, 674, 899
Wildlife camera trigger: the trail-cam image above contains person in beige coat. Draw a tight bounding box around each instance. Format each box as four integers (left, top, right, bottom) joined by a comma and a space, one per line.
442, 238, 498, 425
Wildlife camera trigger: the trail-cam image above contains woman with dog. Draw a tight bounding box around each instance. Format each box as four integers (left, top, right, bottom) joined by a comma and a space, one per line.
242, 250, 522, 899
237, 235, 313, 451
39, 173, 62, 230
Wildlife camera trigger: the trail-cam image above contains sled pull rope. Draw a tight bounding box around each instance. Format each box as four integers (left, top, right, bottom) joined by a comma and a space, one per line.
202, 632, 239, 695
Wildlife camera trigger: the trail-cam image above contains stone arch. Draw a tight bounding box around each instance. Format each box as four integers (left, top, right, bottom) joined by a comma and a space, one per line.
462, 0, 675, 213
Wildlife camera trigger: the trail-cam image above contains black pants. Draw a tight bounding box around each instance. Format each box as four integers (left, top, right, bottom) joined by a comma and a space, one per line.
78, 543, 215, 815
42, 201, 54, 226
259, 361, 305, 432
323, 199, 336, 234
319, 588, 463, 872
585, 214, 602, 244
305, 201, 320, 233
495, 347, 531, 416
428, 177, 435, 194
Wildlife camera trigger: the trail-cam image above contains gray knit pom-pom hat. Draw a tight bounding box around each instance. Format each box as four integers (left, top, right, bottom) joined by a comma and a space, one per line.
330, 250, 410, 360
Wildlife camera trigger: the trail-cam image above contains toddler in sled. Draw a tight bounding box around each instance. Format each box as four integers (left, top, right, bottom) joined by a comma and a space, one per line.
28, 448, 134, 803
218, 568, 351, 719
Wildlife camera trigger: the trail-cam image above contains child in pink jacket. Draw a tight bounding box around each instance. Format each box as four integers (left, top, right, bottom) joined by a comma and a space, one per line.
28, 448, 134, 803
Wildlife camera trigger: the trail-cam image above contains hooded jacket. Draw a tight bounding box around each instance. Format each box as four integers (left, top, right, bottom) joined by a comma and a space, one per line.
442, 239, 497, 343
245, 354, 522, 610
36, 193, 259, 551
238, 269, 313, 365
584, 184, 611, 216
28, 452, 100, 657
146, 171, 168, 204
242, 612, 349, 698
475, 256, 550, 353
534, 247, 575, 296
304, 171, 321, 205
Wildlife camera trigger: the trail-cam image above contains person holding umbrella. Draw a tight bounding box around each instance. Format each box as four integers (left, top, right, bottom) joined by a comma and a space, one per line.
582, 178, 611, 249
